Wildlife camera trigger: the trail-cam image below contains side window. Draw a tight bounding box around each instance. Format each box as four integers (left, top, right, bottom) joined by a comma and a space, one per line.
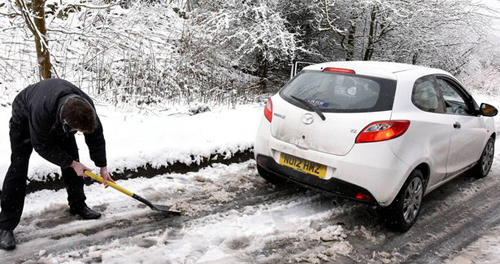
412, 76, 444, 113
435, 78, 471, 116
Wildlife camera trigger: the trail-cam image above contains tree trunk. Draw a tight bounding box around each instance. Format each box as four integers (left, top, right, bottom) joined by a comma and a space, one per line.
33, 0, 51, 79
363, 6, 377, 61
345, 22, 356, 61
16, 0, 52, 80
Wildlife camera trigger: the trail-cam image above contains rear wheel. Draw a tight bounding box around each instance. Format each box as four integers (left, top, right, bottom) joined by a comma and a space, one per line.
381, 169, 424, 232
471, 137, 495, 179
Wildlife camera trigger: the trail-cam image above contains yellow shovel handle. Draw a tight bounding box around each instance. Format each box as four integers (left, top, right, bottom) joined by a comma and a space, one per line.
84, 171, 134, 197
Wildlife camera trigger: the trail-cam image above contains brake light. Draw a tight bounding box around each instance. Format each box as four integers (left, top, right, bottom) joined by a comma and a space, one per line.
355, 120, 410, 143
355, 193, 371, 201
264, 97, 273, 122
323, 67, 356, 74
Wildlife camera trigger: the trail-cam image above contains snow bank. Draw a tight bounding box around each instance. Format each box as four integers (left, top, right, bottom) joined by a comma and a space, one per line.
0, 104, 262, 186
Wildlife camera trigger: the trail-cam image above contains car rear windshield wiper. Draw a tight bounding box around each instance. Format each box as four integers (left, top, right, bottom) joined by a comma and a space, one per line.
291, 95, 326, 121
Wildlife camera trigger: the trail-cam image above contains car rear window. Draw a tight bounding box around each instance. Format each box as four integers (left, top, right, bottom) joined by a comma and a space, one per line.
280, 71, 397, 113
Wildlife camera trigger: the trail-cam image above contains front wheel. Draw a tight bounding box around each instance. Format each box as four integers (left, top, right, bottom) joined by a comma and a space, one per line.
381, 169, 424, 232
471, 137, 495, 179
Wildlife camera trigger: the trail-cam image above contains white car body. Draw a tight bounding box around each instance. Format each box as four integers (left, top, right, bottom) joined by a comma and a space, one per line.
254, 61, 495, 209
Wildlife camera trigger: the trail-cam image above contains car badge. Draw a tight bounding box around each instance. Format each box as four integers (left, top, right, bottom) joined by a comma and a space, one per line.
273, 113, 286, 119
302, 113, 314, 125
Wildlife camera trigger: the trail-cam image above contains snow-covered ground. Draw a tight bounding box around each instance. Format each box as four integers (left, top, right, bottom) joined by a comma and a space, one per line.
2, 159, 359, 264
445, 225, 500, 264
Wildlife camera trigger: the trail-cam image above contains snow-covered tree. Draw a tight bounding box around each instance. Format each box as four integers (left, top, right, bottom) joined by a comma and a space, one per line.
190, 0, 301, 91
314, 0, 490, 72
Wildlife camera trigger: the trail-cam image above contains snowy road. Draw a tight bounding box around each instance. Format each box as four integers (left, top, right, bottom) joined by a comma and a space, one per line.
2, 147, 500, 264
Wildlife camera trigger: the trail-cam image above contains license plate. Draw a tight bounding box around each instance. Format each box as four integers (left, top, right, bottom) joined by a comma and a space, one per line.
279, 153, 327, 179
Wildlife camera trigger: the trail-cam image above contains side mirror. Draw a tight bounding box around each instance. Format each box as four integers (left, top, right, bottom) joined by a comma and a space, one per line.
480, 103, 498, 117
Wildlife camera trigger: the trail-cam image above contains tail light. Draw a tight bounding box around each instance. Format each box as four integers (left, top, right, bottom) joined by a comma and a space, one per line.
355, 193, 372, 202
323, 67, 356, 74
264, 97, 273, 122
356, 120, 410, 143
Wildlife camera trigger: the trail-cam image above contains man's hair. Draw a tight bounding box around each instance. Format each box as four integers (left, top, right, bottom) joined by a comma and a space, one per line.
61, 98, 97, 133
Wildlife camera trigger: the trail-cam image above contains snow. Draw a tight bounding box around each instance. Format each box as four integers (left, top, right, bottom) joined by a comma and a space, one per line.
445, 225, 500, 264
0, 103, 262, 185
482, 0, 500, 38
6, 161, 355, 264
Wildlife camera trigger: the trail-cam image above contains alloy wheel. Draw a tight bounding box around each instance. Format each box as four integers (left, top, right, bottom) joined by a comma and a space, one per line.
402, 177, 423, 224
481, 140, 494, 175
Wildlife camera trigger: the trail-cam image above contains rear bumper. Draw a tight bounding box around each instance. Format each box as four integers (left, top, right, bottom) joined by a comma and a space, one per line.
256, 154, 378, 205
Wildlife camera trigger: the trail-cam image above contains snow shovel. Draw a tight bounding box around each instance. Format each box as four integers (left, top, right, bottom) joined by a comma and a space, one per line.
84, 171, 181, 215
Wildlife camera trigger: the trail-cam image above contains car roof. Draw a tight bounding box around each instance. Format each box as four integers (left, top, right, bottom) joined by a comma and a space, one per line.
303, 61, 449, 80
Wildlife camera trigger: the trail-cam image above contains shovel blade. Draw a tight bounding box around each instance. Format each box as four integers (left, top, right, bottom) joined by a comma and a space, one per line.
150, 204, 182, 215
131, 193, 181, 215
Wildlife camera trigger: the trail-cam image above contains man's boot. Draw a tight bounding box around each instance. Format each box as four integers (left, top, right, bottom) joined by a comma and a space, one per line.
0, 230, 16, 250
70, 205, 101, 219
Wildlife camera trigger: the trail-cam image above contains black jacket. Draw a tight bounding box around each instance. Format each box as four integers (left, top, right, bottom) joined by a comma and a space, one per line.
11, 79, 107, 169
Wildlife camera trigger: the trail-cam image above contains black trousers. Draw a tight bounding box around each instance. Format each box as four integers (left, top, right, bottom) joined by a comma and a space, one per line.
0, 118, 86, 230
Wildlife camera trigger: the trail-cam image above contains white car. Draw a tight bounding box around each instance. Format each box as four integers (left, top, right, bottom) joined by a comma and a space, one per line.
254, 61, 497, 231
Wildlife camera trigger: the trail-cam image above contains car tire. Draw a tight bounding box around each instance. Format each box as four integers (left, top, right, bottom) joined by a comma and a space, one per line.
381, 169, 424, 232
471, 137, 495, 179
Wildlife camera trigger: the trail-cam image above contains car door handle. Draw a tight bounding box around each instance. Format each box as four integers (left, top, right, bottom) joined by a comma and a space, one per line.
453, 122, 461, 129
